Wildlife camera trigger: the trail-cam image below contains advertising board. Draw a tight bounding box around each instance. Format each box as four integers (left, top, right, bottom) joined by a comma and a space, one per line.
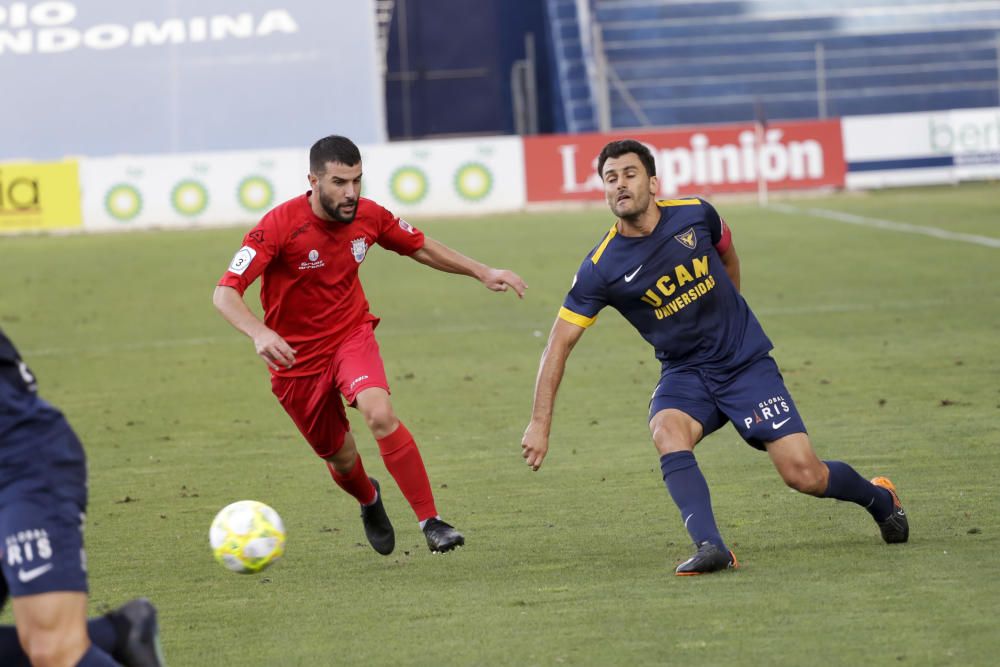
523, 120, 845, 202
0, 160, 81, 233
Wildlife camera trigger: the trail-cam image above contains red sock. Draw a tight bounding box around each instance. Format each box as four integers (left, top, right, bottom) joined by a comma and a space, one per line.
327, 454, 377, 506
377, 422, 437, 521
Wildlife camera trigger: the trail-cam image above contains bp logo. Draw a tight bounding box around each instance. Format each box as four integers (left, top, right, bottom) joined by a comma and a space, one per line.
237, 175, 274, 212
454, 162, 493, 201
389, 166, 428, 205
171, 180, 209, 216
104, 184, 143, 222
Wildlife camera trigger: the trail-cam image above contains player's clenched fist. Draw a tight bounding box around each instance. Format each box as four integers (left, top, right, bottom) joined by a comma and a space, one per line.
520, 425, 549, 472
253, 329, 296, 370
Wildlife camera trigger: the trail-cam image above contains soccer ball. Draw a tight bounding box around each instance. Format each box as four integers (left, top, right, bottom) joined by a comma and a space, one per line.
209, 500, 286, 574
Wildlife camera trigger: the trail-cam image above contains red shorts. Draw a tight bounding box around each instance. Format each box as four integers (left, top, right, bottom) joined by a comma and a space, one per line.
271, 323, 390, 458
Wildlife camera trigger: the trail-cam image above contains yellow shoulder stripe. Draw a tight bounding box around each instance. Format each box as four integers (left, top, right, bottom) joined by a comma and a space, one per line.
590, 225, 618, 265
656, 198, 701, 207
558, 307, 597, 328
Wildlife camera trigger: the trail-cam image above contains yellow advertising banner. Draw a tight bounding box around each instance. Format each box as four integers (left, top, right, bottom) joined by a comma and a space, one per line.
0, 161, 83, 233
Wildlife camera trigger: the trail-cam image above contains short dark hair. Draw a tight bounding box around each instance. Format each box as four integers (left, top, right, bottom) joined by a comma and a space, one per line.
310, 135, 361, 175
597, 139, 656, 178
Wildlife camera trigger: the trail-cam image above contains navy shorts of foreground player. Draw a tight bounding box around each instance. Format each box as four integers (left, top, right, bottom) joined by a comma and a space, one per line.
0, 415, 89, 603
1, 328, 168, 666
650, 355, 807, 450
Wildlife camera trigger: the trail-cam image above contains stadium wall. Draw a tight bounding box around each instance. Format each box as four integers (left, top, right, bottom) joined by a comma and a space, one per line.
0, 0, 385, 160
1, 107, 997, 235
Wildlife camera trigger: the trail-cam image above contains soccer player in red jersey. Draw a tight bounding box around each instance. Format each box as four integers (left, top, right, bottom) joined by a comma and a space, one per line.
213, 135, 526, 555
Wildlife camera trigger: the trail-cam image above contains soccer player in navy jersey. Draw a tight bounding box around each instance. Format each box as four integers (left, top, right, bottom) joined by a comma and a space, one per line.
520, 139, 908, 575
0, 329, 165, 666
214, 135, 527, 556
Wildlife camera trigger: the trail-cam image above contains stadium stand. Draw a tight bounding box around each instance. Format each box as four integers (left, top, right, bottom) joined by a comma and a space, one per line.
545, 0, 602, 132
546, 0, 1000, 128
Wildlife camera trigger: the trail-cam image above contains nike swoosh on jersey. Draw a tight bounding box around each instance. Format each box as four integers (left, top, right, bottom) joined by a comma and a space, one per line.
772, 417, 792, 429
624, 265, 643, 282
18, 563, 54, 583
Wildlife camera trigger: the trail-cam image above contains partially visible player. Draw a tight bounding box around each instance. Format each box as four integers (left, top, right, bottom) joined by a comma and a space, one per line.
213, 134, 526, 555
0, 328, 165, 666
520, 139, 909, 575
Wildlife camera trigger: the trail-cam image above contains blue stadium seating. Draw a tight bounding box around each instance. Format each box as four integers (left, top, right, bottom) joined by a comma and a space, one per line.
547, 0, 1000, 129
544, 0, 599, 132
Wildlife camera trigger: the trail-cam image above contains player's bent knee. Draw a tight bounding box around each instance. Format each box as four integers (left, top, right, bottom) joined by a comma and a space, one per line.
780, 466, 827, 496
767, 433, 826, 495
649, 411, 699, 455
364, 409, 398, 439
651, 433, 691, 456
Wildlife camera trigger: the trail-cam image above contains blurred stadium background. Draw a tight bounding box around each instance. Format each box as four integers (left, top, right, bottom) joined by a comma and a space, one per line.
2, 0, 1000, 233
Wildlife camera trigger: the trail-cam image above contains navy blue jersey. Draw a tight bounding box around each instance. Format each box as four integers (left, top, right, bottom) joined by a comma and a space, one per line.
1, 329, 86, 504
1, 329, 55, 441
1, 330, 89, 600
560, 198, 772, 373
0, 328, 35, 388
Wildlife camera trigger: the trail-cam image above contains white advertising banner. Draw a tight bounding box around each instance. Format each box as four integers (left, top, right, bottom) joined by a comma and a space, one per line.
80, 136, 526, 230
80, 149, 308, 231
358, 136, 526, 217
843, 107, 1000, 189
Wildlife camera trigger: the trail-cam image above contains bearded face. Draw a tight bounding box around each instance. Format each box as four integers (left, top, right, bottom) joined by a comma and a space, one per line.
309, 161, 362, 223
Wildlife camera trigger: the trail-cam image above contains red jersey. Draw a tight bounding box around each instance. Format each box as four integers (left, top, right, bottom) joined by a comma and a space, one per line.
218, 193, 425, 377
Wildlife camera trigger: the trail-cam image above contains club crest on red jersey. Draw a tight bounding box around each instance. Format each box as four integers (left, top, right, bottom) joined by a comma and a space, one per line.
674, 228, 697, 249
350, 237, 369, 263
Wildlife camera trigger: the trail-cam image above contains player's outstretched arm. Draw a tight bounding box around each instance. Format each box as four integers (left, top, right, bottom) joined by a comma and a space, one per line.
410, 237, 527, 298
212, 286, 296, 370
522, 317, 586, 471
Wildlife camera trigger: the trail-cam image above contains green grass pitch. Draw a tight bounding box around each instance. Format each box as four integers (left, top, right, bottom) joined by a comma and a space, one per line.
2, 182, 999, 665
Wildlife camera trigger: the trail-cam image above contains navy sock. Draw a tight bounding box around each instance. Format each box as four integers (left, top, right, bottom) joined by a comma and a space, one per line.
0, 626, 30, 667
822, 460, 893, 520
88, 615, 120, 656
76, 643, 120, 666
660, 451, 727, 551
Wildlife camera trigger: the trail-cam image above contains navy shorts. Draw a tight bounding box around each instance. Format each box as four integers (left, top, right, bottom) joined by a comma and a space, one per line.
649, 355, 807, 450
1, 417, 89, 609
1, 498, 88, 606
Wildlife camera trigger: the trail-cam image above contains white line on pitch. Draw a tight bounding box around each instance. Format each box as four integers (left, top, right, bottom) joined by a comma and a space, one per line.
769, 203, 1000, 248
